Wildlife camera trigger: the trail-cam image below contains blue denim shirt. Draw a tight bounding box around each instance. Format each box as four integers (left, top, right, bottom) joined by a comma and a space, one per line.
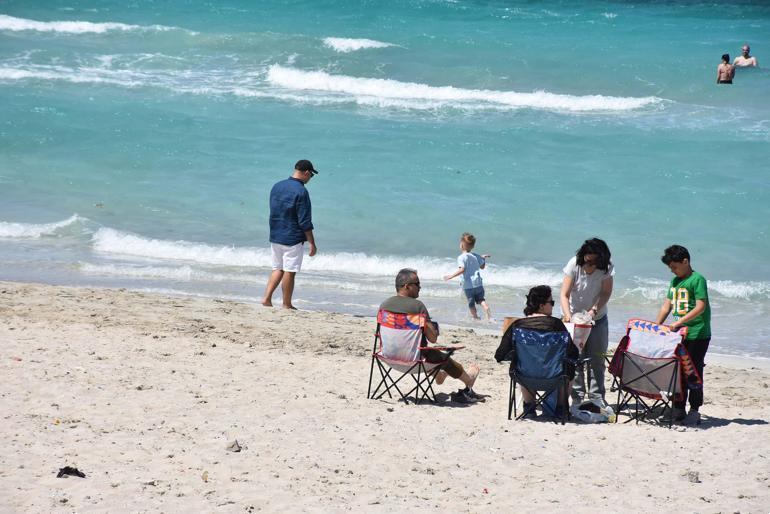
269, 177, 313, 246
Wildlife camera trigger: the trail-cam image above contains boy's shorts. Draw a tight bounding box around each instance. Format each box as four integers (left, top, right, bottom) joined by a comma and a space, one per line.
271, 242, 304, 272
463, 286, 485, 308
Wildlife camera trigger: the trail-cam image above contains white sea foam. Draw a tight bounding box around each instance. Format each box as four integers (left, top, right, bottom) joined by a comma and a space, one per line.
0, 14, 189, 34
710, 280, 770, 299
90, 228, 563, 287
322, 37, 394, 53
0, 214, 82, 239
78, 263, 249, 283
0, 61, 663, 114
91, 228, 270, 266
0, 66, 146, 86
266, 65, 662, 113
619, 277, 770, 301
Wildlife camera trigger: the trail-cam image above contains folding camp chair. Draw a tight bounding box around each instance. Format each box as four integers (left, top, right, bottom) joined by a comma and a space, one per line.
508, 328, 573, 424
367, 310, 460, 404
609, 319, 700, 427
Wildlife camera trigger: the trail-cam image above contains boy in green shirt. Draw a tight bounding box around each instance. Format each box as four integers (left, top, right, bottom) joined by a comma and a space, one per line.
656, 245, 711, 425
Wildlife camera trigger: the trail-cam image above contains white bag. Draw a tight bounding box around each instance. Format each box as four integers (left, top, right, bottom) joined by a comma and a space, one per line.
565, 320, 593, 350
570, 400, 615, 423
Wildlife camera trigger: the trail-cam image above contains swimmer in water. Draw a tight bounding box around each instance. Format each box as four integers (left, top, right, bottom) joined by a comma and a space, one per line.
717, 54, 735, 84
733, 44, 758, 67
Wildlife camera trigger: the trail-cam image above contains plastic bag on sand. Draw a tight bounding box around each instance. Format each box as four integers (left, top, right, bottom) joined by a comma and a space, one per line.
570, 399, 615, 423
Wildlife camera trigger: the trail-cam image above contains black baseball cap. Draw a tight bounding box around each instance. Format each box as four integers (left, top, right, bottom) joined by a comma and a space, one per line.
295, 159, 318, 175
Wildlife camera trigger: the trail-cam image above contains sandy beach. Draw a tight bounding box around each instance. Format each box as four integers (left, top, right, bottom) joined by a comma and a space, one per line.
1, 280, 769, 512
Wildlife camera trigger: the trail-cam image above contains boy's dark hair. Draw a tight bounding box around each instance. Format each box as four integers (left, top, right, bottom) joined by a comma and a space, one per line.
461, 232, 476, 250
395, 268, 417, 291
661, 245, 690, 265
722, 53, 730, 63
575, 238, 612, 272
524, 285, 552, 316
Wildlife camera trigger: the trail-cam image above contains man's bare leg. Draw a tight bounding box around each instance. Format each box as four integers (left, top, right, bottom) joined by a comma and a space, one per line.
469, 306, 480, 320
281, 271, 297, 309
459, 363, 480, 389
261, 269, 284, 306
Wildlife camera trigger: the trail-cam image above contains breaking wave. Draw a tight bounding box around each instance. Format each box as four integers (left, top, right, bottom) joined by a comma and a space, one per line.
90, 228, 563, 286
0, 14, 191, 34
0, 60, 665, 115
322, 37, 394, 53
0, 214, 83, 239
266, 65, 663, 113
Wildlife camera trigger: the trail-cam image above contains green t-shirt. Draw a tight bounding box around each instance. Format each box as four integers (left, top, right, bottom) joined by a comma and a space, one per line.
666, 270, 711, 340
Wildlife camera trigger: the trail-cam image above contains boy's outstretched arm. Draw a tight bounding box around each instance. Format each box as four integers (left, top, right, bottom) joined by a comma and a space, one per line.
443, 267, 464, 281
656, 298, 672, 325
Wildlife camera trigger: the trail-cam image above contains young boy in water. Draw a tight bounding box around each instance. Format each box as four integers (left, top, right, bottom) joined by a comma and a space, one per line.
655, 245, 711, 425
443, 233, 492, 320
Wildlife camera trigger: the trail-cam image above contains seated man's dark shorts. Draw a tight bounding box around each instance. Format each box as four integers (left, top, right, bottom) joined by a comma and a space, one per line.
421, 349, 464, 378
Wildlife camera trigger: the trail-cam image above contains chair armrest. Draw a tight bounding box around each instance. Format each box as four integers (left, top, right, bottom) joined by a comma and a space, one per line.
420, 345, 464, 353
564, 357, 592, 366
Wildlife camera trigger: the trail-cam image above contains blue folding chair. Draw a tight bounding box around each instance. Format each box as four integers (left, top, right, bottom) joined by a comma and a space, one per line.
508, 328, 573, 424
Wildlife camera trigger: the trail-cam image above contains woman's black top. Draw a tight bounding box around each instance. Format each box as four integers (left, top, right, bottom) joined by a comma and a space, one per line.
494, 315, 579, 378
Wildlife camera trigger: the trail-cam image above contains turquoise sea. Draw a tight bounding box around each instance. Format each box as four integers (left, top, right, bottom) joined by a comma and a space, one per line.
1, 1, 769, 357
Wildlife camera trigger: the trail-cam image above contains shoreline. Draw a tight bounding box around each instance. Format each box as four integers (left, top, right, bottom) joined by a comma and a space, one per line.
2, 280, 769, 511
4, 277, 767, 371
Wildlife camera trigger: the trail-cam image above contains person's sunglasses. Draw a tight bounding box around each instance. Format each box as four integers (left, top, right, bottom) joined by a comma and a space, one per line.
406, 282, 421, 289
546, 299, 555, 306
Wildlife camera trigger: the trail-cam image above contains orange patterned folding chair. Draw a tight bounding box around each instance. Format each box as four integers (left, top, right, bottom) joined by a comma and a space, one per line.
609, 319, 701, 427
367, 310, 460, 404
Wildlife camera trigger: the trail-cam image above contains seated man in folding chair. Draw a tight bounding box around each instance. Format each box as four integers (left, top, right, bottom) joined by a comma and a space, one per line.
379, 268, 482, 403
495, 285, 579, 418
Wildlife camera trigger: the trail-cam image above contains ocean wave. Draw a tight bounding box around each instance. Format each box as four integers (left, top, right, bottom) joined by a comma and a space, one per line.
0, 66, 147, 86
266, 65, 662, 113
91, 228, 269, 266
90, 228, 563, 286
618, 277, 770, 301
322, 37, 394, 53
78, 263, 250, 283
710, 280, 770, 299
1, 61, 663, 115
0, 14, 191, 34
0, 214, 83, 239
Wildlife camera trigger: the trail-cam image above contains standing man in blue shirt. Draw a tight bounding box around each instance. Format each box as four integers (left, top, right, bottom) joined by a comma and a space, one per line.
261, 159, 318, 309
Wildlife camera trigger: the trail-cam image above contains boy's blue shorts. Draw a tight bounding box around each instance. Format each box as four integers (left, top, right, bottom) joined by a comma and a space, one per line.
463, 286, 485, 308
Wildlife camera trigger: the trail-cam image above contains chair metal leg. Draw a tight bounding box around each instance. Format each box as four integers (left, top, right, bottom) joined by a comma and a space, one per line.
367, 330, 380, 399
512, 377, 518, 420
367, 355, 376, 399
560, 379, 568, 425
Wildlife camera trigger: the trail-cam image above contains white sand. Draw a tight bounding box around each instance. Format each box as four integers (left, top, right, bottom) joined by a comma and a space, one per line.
1, 281, 769, 512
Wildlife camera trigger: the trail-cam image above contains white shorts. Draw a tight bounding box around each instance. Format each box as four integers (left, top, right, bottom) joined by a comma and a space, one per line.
271, 242, 304, 272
